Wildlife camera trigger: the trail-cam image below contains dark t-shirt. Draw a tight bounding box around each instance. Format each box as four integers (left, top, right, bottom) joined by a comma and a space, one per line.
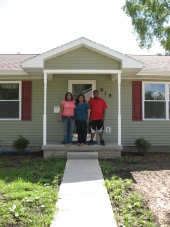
74, 103, 90, 121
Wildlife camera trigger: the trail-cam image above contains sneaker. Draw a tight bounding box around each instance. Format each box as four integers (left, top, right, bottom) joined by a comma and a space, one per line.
88, 140, 94, 145
100, 140, 105, 146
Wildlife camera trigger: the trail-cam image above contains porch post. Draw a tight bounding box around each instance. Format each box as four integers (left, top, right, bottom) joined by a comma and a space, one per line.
43, 73, 47, 145
118, 72, 121, 145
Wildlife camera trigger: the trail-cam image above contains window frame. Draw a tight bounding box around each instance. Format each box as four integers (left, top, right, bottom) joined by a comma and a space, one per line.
0, 81, 21, 120
142, 81, 169, 120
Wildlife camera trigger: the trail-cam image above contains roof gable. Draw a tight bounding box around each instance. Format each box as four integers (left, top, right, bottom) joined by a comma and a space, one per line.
44, 47, 121, 70
21, 38, 144, 69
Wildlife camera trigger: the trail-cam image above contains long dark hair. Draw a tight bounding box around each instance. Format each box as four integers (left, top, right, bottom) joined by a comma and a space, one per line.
76, 94, 85, 103
65, 92, 73, 101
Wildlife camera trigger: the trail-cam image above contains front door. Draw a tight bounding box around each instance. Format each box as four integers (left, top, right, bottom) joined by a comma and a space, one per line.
68, 80, 96, 141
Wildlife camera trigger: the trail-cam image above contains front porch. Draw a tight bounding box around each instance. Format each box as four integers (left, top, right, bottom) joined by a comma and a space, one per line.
42, 141, 122, 158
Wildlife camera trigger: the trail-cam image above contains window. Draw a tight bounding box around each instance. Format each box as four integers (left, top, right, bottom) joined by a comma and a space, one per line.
143, 82, 169, 120
0, 82, 21, 120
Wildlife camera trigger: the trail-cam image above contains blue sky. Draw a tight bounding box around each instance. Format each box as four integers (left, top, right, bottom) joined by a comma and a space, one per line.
0, 0, 164, 55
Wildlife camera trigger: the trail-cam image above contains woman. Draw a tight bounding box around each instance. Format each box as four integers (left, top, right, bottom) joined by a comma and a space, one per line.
59, 92, 75, 146
74, 94, 90, 146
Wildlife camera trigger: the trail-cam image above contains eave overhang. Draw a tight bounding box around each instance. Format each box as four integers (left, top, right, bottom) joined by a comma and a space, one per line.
21, 38, 144, 72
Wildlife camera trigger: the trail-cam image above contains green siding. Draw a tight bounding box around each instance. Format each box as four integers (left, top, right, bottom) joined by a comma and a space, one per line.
121, 80, 170, 146
45, 47, 121, 70
47, 74, 117, 142
0, 79, 43, 146
1, 77, 170, 147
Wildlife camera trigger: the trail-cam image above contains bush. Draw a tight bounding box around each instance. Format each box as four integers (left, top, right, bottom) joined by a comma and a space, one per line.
134, 137, 151, 154
12, 136, 30, 154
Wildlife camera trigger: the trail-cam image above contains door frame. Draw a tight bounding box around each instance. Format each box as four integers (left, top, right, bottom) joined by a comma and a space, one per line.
68, 80, 96, 141
68, 80, 96, 94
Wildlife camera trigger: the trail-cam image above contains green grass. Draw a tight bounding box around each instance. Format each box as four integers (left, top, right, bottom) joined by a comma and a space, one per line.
99, 158, 158, 227
0, 157, 66, 227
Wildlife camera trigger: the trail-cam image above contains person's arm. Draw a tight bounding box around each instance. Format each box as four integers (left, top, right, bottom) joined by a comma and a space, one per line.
88, 101, 91, 122
86, 109, 90, 124
58, 104, 64, 123
102, 109, 106, 122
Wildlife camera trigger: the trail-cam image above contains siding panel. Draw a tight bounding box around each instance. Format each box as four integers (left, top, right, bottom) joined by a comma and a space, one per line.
0, 79, 43, 146
45, 47, 120, 70
122, 80, 170, 146
2, 77, 170, 147
46, 74, 118, 142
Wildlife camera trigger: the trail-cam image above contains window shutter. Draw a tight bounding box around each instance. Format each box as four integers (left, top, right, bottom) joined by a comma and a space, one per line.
22, 81, 32, 120
132, 81, 142, 121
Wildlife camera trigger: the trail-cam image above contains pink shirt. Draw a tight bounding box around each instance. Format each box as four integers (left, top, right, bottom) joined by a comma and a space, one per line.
61, 100, 75, 116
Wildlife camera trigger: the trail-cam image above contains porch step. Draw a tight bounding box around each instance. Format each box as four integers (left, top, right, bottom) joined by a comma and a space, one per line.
43, 142, 122, 158
67, 151, 98, 159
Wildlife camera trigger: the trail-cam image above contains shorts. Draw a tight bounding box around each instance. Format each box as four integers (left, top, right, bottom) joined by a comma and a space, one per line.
90, 120, 103, 133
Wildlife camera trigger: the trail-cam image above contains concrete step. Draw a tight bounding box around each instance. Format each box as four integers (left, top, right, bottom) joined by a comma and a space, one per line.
67, 151, 98, 159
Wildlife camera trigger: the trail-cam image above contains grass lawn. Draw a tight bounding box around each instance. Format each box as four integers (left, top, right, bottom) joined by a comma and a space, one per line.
0, 155, 66, 227
99, 153, 170, 227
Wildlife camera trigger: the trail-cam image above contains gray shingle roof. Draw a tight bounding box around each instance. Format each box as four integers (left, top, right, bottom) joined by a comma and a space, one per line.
0, 54, 170, 72
127, 55, 170, 72
0, 54, 37, 70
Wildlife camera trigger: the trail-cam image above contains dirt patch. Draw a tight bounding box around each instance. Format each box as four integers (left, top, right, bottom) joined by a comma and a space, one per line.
0, 150, 43, 163
111, 153, 170, 227
1, 151, 170, 226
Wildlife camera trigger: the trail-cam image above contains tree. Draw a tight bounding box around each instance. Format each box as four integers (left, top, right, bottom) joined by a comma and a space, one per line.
122, 0, 170, 52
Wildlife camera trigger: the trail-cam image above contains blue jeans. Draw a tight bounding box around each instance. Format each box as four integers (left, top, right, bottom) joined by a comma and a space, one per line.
62, 116, 75, 144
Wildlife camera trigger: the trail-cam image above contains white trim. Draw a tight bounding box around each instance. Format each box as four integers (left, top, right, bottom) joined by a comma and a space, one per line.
0, 81, 21, 120
142, 81, 170, 120
44, 69, 122, 74
122, 76, 170, 80
22, 38, 144, 69
118, 73, 121, 145
137, 71, 170, 76
43, 73, 47, 145
68, 80, 96, 93
0, 70, 28, 76
165, 83, 169, 120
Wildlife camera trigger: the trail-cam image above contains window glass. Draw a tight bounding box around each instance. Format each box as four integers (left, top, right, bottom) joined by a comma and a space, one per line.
0, 84, 19, 100
145, 101, 166, 119
145, 84, 165, 100
0, 101, 19, 118
0, 83, 20, 119
72, 84, 92, 101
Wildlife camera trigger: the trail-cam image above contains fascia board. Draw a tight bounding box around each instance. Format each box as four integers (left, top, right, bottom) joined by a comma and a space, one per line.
22, 59, 43, 68
21, 37, 144, 69
80, 38, 144, 69
137, 71, 170, 76
21, 39, 85, 68
0, 70, 28, 76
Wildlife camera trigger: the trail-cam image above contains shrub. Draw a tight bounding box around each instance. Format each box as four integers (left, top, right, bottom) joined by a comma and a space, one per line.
134, 137, 151, 154
12, 136, 30, 154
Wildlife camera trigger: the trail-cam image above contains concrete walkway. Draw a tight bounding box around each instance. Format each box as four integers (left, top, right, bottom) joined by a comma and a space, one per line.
51, 152, 117, 227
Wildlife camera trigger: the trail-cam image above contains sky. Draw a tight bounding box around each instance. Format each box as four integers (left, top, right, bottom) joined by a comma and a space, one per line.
0, 0, 165, 55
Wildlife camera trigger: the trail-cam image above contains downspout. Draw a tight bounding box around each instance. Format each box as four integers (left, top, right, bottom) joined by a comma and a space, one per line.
43, 72, 47, 145
118, 72, 121, 145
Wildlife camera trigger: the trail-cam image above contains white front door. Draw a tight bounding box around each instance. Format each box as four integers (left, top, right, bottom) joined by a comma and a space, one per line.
68, 80, 96, 141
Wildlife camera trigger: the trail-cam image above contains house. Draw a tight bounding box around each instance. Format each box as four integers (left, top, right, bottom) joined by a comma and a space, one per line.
0, 38, 170, 157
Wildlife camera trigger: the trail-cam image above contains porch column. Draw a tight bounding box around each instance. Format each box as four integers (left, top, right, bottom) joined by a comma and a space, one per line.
118, 72, 121, 145
43, 73, 47, 145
